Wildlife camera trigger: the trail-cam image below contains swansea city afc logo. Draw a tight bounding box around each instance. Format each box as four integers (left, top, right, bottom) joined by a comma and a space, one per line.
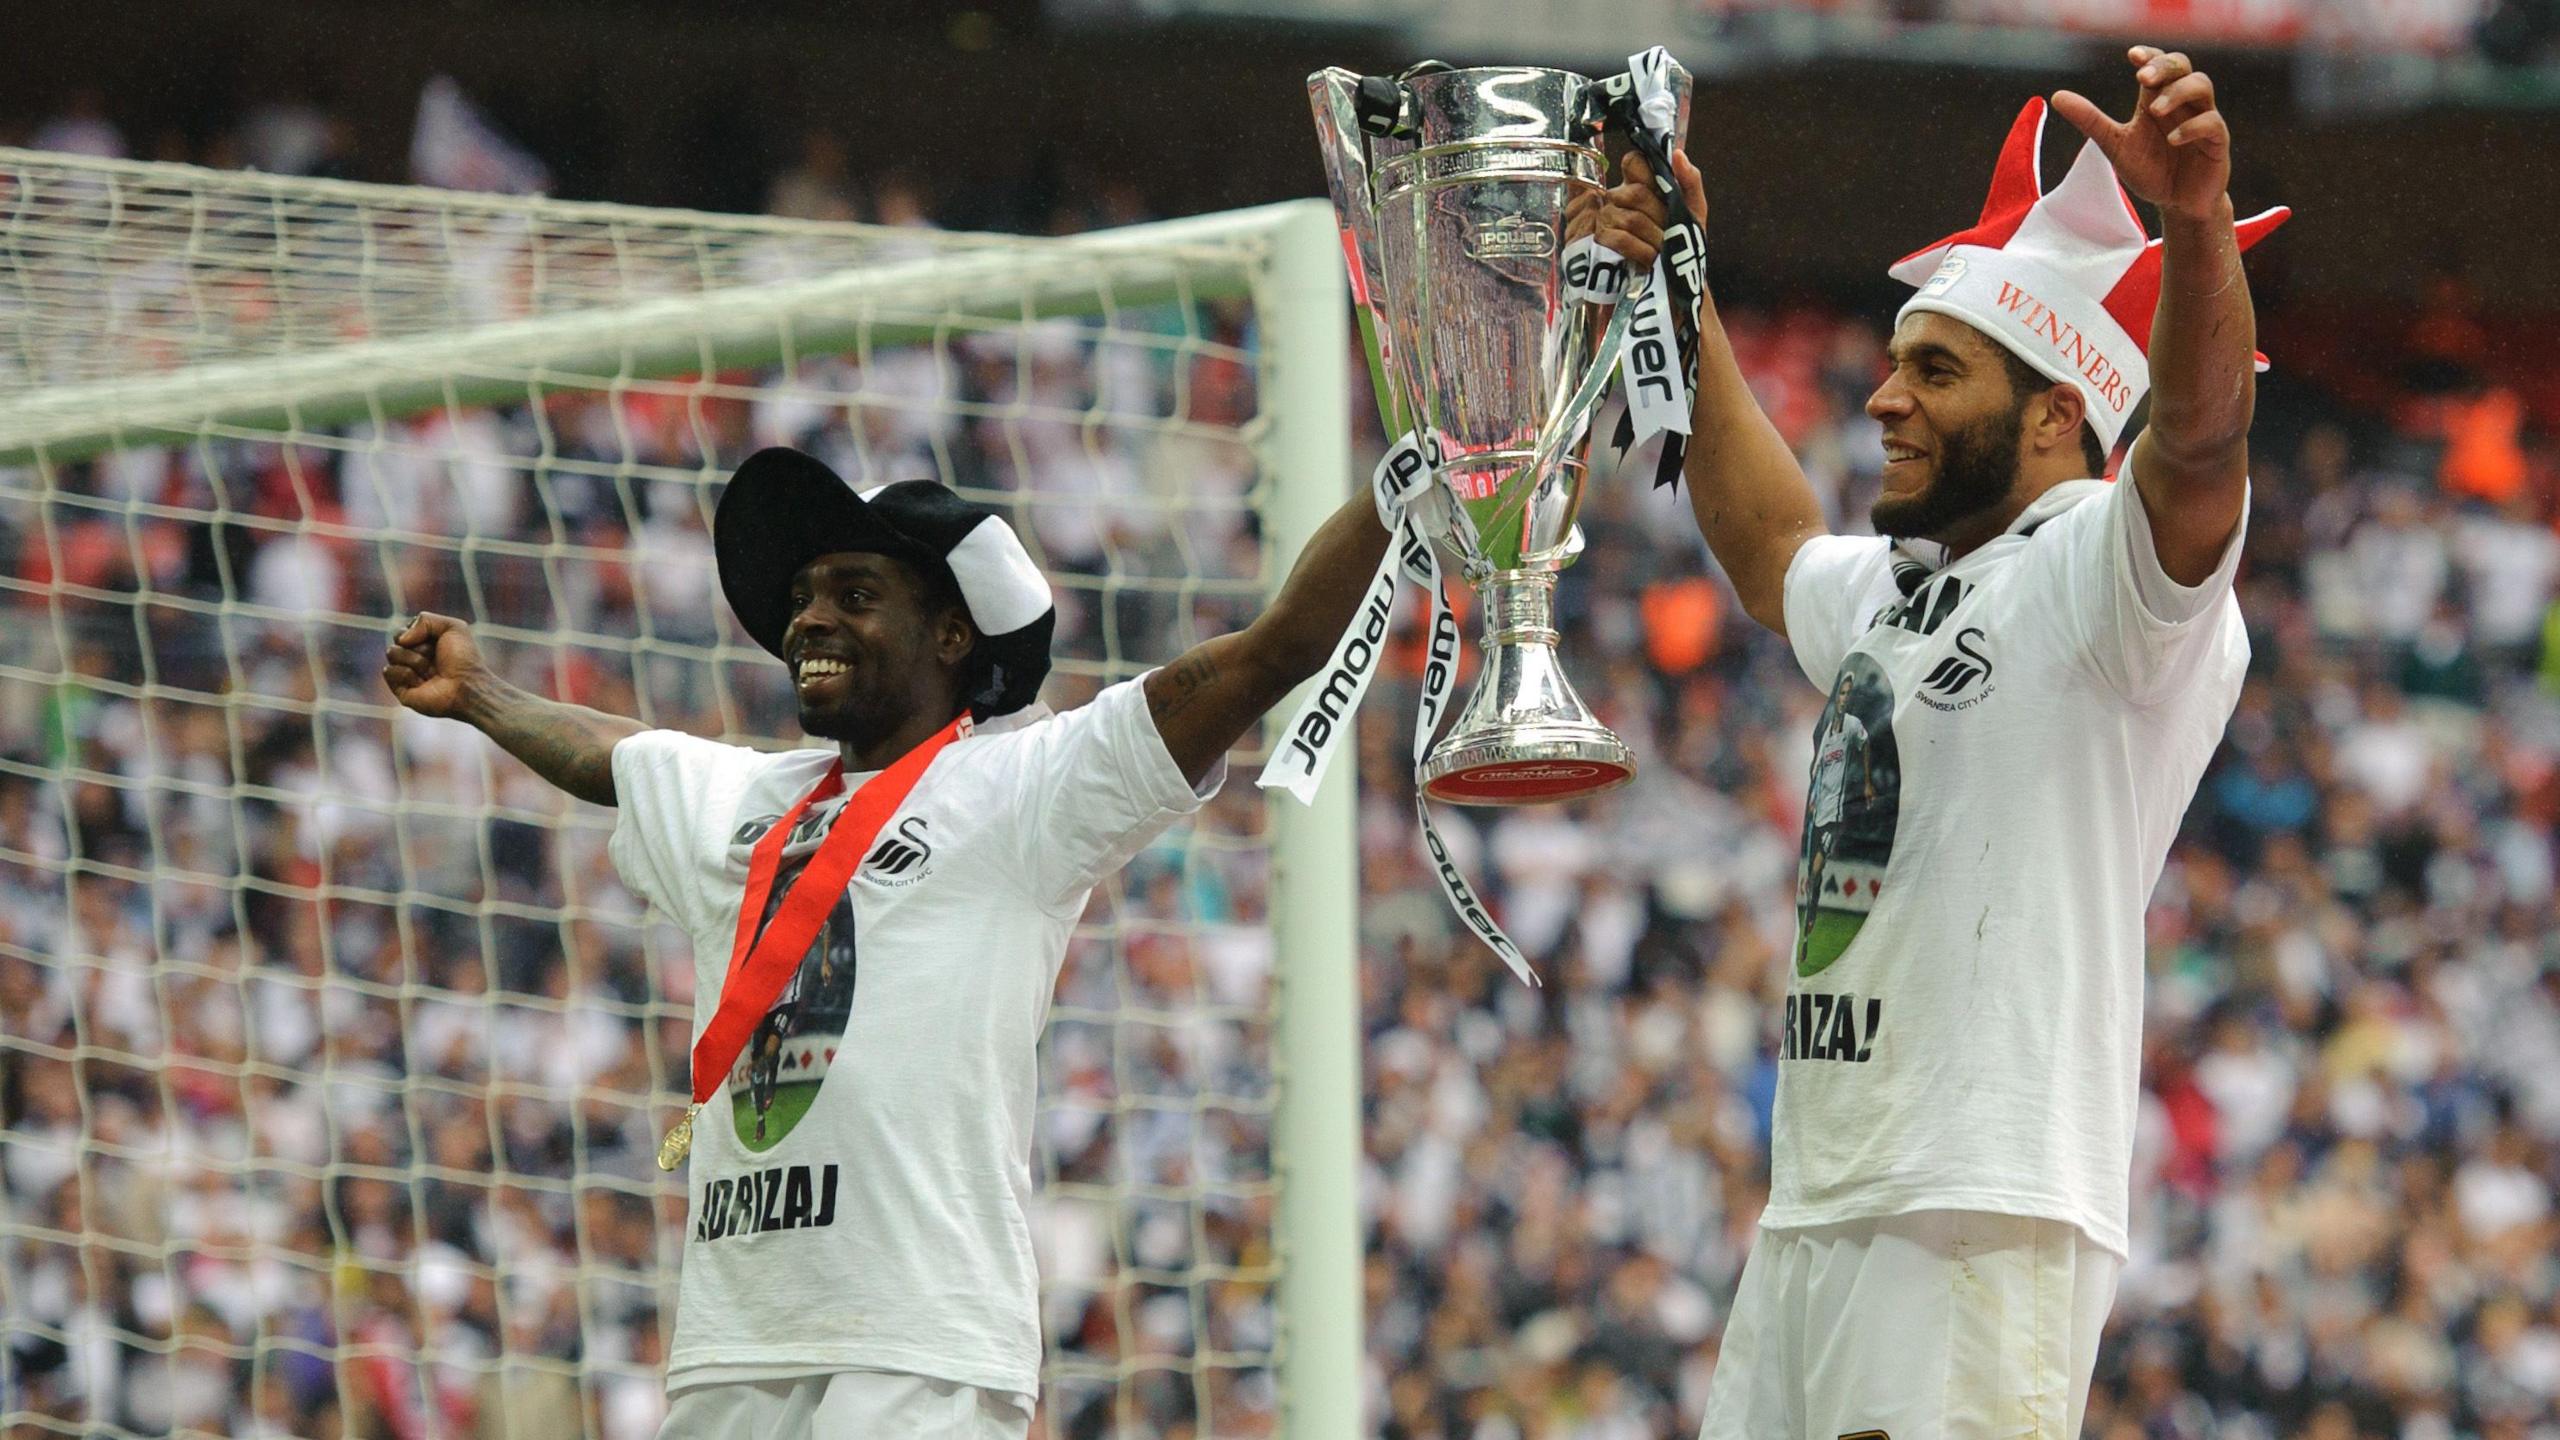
862, 816, 934, 887
1916, 626, 1996, 712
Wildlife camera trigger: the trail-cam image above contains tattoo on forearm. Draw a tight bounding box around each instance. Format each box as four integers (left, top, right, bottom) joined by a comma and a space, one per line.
518, 715, 611, 802
477, 686, 630, 806
1152, 654, 1220, 722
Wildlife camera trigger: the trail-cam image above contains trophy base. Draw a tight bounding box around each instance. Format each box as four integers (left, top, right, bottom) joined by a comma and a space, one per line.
1419, 572, 1634, 807
1421, 732, 1637, 805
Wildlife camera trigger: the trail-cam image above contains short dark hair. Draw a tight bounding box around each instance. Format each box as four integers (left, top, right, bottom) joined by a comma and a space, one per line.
888, 551, 991, 710
890, 550, 967, 624
1994, 346, 2109, 478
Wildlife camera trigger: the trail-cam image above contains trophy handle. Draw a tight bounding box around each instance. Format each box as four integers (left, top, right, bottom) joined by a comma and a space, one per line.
1655, 55, 1695, 150
1594, 52, 1695, 154
1309, 69, 1412, 436
1489, 51, 1698, 571
1498, 296, 1637, 571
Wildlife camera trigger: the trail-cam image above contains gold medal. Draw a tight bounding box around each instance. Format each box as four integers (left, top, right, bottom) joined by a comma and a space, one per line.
657, 1102, 703, 1171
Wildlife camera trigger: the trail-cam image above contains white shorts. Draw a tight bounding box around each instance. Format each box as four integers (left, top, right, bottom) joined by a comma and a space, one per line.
658, 1369, 1033, 1440
1698, 1210, 2121, 1440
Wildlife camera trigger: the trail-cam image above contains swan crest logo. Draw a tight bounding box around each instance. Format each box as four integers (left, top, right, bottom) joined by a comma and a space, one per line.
1916, 626, 1997, 711
862, 816, 935, 887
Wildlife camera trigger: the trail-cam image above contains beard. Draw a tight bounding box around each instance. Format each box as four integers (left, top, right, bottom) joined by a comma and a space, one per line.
795, 682, 897, 747
1871, 397, 2025, 541
797, 700, 866, 744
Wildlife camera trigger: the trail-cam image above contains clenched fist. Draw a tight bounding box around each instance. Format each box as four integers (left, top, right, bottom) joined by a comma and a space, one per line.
1578, 149, 1708, 276
382, 612, 489, 720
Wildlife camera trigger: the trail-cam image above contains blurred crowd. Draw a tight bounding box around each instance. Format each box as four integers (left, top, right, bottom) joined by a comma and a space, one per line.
7, 91, 2560, 1440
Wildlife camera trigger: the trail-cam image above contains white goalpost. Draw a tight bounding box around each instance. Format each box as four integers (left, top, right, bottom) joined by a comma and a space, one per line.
0, 148, 1358, 1439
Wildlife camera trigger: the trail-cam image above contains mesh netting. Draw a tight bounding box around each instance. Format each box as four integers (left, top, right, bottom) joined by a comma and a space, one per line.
0, 147, 1302, 1439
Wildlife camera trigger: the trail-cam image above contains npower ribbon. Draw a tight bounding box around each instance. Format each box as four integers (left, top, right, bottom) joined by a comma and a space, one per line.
1602, 44, 1706, 491
1259, 432, 1537, 986
1536, 48, 1707, 489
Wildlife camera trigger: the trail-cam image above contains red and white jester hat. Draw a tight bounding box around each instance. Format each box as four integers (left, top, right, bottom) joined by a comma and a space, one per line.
1890, 98, 2290, 454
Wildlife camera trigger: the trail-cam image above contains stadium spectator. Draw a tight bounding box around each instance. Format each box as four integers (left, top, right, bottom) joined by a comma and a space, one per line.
29, 88, 128, 159
765, 129, 859, 224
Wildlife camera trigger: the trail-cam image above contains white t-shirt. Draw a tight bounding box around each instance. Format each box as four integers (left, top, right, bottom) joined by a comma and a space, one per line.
1772, 467, 2248, 1257
607, 678, 1216, 1399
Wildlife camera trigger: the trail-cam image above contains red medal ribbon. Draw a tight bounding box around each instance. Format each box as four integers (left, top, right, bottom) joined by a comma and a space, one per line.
660, 715, 967, 1168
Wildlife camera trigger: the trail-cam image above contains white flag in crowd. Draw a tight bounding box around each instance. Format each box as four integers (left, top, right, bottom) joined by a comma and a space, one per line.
410, 76, 551, 195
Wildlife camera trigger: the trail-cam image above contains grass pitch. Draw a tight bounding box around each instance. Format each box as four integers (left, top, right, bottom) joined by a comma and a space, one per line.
730, 1082, 819, 1151
1795, 910, 1867, 977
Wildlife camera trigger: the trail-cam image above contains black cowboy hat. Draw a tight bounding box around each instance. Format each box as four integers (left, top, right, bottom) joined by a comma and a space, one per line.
714, 447, 1055, 718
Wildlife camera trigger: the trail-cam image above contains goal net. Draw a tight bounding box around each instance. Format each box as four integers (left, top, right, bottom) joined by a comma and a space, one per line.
0, 149, 1355, 1439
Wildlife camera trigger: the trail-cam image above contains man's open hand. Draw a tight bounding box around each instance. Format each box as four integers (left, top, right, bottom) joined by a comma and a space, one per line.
2052, 47, 2232, 223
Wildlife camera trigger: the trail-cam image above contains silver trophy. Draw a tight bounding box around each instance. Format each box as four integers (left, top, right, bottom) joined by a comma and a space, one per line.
1311, 61, 1689, 805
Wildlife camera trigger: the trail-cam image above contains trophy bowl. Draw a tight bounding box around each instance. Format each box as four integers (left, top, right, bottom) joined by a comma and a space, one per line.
1312, 61, 1690, 805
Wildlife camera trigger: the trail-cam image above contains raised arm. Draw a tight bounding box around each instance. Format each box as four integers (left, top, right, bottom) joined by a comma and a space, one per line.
383, 612, 643, 806
1144, 488, 1391, 785
1594, 151, 1828, 637
2055, 47, 2257, 586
